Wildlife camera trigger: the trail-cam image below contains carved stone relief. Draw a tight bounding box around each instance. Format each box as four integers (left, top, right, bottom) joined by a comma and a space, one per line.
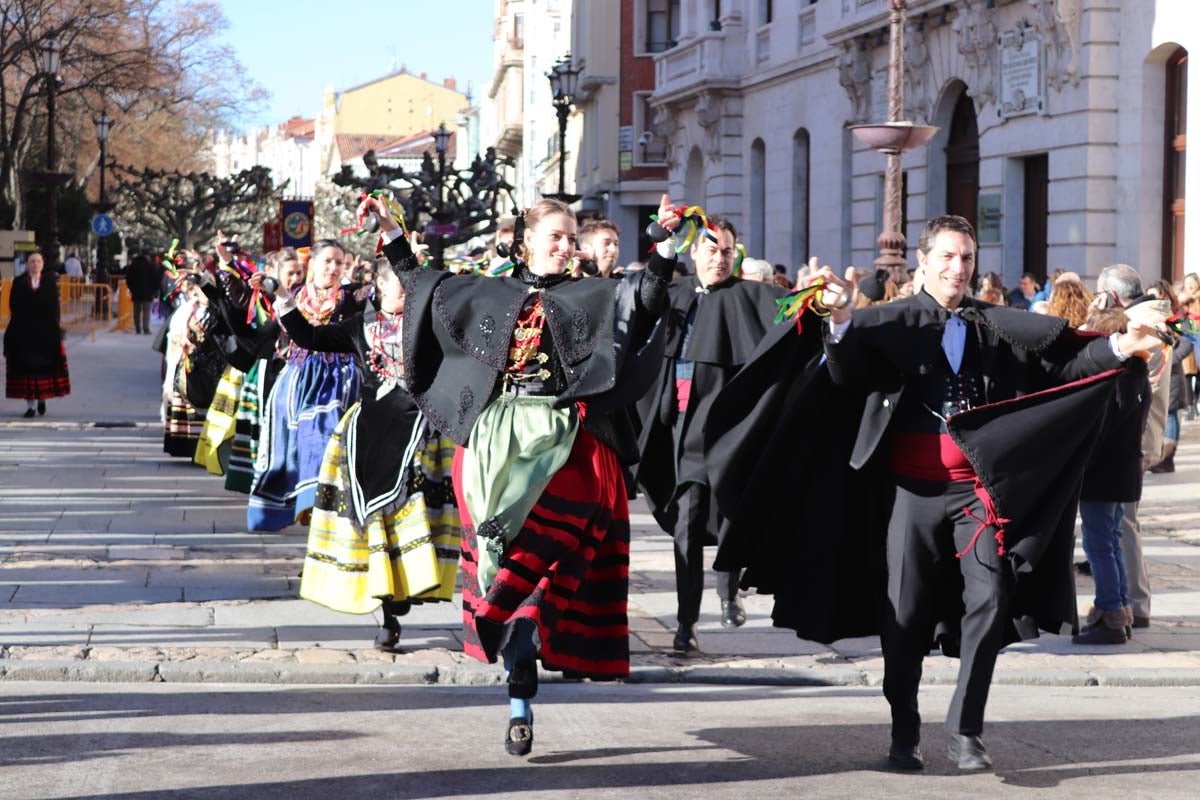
1031, 0, 1083, 90
837, 38, 871, 123
953, 0, 999, 112
694, 91, 724, 162
904, 20, 933, 123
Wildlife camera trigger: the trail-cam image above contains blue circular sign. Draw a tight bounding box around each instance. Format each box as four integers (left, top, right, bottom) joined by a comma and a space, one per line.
91, 214, 115, 237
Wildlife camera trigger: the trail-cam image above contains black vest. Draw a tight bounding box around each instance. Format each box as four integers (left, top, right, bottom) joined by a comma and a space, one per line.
893, 320, 988, 434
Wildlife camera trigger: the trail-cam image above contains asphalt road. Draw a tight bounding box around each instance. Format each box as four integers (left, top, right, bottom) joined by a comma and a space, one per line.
2, 681, 1198, 799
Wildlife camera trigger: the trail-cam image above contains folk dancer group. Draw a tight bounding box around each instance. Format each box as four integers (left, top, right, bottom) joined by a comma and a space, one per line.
148, 193, 1174, 767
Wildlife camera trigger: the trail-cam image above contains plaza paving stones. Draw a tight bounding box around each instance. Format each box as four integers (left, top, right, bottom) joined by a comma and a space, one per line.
1, 329, 1199, 686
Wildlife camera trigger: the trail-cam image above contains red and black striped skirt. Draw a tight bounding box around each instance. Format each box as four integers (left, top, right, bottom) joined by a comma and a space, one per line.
6, 343, 70, 399
455, 426, 631, 679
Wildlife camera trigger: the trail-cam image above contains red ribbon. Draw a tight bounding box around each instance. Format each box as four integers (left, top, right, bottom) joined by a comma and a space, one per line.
956, 481, 1011, 559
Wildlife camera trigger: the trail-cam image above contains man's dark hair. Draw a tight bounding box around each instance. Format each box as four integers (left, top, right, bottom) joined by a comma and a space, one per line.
704, 214, 738, 243
773, 263, 787, 275
917, 215, 976, 256
579, 218, 620, 241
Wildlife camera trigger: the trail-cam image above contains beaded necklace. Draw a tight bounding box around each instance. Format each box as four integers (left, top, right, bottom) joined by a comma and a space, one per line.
367, 313, 405, 382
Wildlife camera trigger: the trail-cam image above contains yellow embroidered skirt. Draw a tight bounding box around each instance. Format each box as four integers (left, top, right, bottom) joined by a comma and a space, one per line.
194, 366, 244, 475
300, 402, 460, 614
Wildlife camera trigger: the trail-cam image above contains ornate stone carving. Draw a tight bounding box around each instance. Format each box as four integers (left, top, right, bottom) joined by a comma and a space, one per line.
953, 0, 999, 112
695, 91, 724, 162
1032, 0, 1083, 90
904, 20, 933, 123
837, 38, 871, 123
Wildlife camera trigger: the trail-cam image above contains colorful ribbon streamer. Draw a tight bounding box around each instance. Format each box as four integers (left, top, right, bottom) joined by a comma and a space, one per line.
340, 190, 409, 239
732, 243, 746, 277
773, 278, 832, 333
648, 204, 721, 254
1167, 311, 1200, 344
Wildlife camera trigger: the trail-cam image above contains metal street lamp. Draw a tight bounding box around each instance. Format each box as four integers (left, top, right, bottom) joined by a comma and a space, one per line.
94, 110, 114, 210
41, 36, 64, 271
848, 0, 938, 275
544, 54, 581, 204
428, 121, 452, 268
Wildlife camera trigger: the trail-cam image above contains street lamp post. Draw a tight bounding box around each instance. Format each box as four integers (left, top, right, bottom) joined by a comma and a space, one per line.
848, 0, 938, 275
545, 55, 581, 204
430, 121, 453, 269
94, 110, 114, 286
41, 36, 63, 272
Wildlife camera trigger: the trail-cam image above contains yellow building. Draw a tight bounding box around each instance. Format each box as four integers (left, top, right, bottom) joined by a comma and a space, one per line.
326, 69, 469, 137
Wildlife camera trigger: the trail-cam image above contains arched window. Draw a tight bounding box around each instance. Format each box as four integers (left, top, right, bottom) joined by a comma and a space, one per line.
792, 129, 810, 271
1164, 47, 1188, 281
750, 138, 766, 256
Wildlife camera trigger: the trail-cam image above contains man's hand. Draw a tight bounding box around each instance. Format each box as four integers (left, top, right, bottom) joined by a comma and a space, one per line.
814, 265, 857, 324
358, 195, 400, 234
1116, 320, 1172, 359
656, 193, 682, 233
214, 230, 236, 265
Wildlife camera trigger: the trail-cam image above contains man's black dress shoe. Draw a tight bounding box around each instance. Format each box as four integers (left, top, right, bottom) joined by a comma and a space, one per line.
672, 625, 699, 653
948, 734, 992, 770
887, 743, 924, 770
720, 597, 746, 628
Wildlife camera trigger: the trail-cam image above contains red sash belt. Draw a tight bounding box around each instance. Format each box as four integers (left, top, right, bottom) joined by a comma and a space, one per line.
891, 432, 1010, 558
675, 378, 692, 412
890, 432, 976, 482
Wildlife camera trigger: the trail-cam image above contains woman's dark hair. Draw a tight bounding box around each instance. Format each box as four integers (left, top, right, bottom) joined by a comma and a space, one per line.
309, 239, 343, 261
1148, 279, 1180, 313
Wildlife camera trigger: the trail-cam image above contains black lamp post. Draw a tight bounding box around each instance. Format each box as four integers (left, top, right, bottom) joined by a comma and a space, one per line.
41, 36, 63, 271
544, 55, 581, 204
429, 121, 452, 268
94, 109, 114, 285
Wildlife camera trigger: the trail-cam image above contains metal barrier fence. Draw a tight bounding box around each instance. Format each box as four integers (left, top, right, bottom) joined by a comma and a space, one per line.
2, 276, 133, 339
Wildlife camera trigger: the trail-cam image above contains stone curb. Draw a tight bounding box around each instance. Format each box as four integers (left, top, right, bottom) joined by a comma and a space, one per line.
4, 658, 1200, 688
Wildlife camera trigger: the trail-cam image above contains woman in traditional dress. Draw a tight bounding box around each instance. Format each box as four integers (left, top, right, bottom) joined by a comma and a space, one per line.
257, 256, 459, 651
4, 252, 70, 416
222, 249, 306, 493
161, 272, 210, 457
366, 194, 677, 755
247, 240, 364, 531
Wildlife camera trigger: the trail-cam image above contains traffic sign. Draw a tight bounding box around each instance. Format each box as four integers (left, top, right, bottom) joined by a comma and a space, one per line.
91, 214, 116, 237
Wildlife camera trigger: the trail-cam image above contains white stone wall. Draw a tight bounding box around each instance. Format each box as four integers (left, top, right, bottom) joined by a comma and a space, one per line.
651, 0, 1200, 287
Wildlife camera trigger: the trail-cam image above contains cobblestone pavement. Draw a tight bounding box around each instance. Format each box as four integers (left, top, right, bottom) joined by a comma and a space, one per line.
1, 330, 1198, 685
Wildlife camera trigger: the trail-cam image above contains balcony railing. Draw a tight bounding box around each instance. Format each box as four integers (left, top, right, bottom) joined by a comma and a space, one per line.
654, 31, 744, 97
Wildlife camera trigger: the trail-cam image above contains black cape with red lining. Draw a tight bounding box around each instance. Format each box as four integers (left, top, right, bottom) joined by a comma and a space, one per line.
634, 273, 788, 536
706, 296, 1130, 649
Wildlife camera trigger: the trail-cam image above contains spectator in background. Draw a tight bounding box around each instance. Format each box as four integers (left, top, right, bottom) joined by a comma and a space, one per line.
126, 254, 161, 335
577, 219, 622, 278
977, 271, 1005, 300
978, 288, 1004, 305
62, 251, 83, 278
854, 268, 897, 307
740, 258, 774, 283
1008, 272, 1045, 310
1073, 306, 1150, 645
1099, 263, 1171, 630
1047, 279, 1094, 328
4, 251, 70, 417
1146, 279, 1191, 474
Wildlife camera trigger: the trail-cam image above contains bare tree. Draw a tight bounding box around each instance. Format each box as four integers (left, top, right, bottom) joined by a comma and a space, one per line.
110, 163, 280, 250
0, 0, 265, 228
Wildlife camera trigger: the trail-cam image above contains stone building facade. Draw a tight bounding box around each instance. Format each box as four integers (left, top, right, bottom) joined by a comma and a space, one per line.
649, 0, 1197, 287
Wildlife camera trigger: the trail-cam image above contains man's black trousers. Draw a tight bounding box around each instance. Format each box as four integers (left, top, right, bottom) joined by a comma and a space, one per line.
674, 482, 739, 627
883, 478, 1011, 745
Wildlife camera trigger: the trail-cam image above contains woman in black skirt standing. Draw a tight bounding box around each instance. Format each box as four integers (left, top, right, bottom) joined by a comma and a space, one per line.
5, 252, 70, 417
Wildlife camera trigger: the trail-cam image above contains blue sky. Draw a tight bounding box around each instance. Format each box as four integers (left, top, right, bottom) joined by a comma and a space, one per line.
216, 0, 495, 129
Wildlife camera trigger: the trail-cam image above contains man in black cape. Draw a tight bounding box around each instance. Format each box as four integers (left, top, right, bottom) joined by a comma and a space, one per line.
705, 215, 1166, 771
635, 200, 788, 652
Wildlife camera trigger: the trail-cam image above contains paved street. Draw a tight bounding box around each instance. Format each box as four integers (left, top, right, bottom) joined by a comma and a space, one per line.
1, 329, 1198, 686
3, 682, 1200, 799
1, 329, 1199, 798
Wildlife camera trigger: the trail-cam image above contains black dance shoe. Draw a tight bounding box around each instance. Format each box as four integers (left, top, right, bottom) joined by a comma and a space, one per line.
948, 734, 992, 770
373, 617, 402, 653
672, 624, 700, 654
23, 408, 36, 418
505, 714, 534, 756
36, 400, 46, 415
507, 659, 538, 700
887, 742, 925, 771
720, 597, 746, 628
